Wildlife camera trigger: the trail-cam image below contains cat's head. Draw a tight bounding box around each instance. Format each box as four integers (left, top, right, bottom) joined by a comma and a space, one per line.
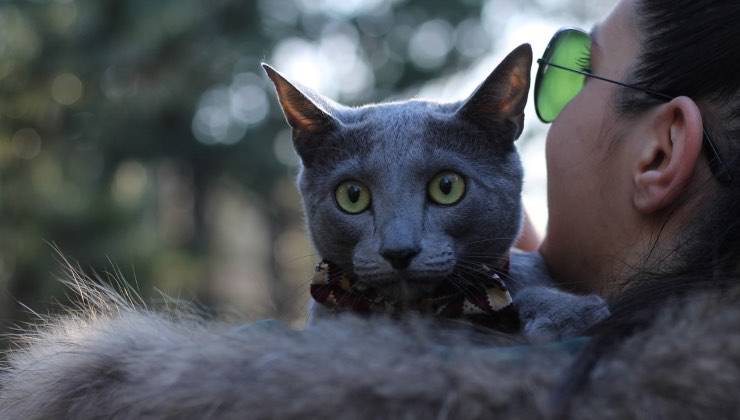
264, 44, 532, 301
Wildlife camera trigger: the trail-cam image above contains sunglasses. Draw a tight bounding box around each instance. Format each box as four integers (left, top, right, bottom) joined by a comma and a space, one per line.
534, 28, 732, 185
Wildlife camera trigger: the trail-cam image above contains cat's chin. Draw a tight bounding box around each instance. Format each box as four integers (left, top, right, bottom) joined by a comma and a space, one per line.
377, 282, 435, 303
356, 272, 449, 303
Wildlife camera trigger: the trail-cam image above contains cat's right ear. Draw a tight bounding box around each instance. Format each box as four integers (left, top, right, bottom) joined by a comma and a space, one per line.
458, 44, 533, 141
262, 64, 337, 134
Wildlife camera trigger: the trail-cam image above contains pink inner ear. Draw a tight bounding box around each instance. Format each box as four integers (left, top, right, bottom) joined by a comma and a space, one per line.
498, 71, 528, 115
283, 100, 319, 131
276, 84, 325, 132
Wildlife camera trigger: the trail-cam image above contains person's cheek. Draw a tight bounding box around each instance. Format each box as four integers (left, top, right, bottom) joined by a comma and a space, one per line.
545, 113, 578, 174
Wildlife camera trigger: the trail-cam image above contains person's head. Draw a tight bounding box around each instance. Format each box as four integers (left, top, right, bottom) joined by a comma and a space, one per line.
539, 0, 740, 296
544, 1, 740, 417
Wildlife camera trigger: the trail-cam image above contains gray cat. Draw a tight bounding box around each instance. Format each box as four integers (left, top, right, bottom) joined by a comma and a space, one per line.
263, 44, 608, 340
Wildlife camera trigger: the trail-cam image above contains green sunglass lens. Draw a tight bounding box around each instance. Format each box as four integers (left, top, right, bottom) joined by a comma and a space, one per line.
536, 30, 592, 123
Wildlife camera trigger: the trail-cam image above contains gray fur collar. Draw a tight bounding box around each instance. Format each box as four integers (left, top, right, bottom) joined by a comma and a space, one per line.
1, 275, 739, 419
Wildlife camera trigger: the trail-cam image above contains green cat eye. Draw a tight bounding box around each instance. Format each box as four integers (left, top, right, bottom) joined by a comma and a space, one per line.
335, 180, 371, 214
428, 171, 465, 206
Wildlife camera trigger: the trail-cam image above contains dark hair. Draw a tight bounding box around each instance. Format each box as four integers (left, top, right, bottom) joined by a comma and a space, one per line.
552, 1, 740, 417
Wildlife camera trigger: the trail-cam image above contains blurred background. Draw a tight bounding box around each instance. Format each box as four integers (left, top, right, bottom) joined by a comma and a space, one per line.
0, 0, 614, 336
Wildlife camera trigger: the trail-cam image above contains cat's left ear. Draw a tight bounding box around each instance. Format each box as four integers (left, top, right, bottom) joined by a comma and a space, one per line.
458, 44, 532, 140
262, 63, 337, 134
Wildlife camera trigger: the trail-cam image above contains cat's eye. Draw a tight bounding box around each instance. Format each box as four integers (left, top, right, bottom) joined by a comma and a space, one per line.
428, 171, 465, 205
335, 181, 371, 214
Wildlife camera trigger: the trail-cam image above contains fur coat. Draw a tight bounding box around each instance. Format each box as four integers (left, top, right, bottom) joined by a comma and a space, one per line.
1, 274, 740, 420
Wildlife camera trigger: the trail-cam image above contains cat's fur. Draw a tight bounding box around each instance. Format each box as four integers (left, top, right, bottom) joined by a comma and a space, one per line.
264, 44, 607, 339
2, 266, 740, 419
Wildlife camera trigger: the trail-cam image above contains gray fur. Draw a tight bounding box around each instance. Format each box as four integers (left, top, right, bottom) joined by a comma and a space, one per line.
509, 251, 610, 341
2, 267, 740, 419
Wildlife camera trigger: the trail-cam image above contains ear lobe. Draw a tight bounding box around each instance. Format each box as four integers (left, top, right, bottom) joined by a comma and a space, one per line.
262, 63, 336, 133
458, 44, 533, 140
633, 97, 704, 214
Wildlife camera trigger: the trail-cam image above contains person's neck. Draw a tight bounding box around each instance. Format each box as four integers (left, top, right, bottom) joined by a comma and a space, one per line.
538, 235, 614, 296
545, 206, 703, 299
538, 212, 662, 299
542, 167, 718, 298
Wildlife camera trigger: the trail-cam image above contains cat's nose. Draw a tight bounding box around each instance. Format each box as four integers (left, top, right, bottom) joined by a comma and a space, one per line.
380, 246, 420, 270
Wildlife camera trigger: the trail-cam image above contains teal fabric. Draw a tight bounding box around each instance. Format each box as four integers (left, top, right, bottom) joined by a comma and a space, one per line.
467, 336, 590, 362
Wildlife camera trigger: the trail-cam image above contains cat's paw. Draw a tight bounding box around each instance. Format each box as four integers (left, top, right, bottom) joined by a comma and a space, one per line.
513, 286, 609, 343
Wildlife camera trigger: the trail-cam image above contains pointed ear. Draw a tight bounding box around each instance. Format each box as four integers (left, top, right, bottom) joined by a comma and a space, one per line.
458, 44, 532, 140
262, 63, 336, 133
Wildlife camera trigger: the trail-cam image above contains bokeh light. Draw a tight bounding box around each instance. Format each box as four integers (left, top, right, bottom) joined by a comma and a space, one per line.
51, 73, 83, 106
11, 128, 41, 160
111, 160, 149, 207
409, 19, 454, 70
192, 72, 269, 145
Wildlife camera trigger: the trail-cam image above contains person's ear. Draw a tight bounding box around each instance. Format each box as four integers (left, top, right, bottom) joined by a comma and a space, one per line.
632, 96, 704, 213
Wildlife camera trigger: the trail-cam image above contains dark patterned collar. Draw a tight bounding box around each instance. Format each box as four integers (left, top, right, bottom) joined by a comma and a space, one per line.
310, 259, 521, 333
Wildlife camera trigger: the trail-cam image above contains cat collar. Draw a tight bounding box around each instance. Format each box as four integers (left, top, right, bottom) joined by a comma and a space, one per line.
309, 259, 519, 331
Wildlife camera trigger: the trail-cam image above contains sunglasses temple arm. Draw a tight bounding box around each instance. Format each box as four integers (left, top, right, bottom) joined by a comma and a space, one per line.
536, 60, 673, 100
702, 129, 733, 184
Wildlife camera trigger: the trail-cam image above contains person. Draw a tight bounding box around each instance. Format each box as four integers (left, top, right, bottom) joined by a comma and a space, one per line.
537, 0, 739, 295
529, 0, 740, 415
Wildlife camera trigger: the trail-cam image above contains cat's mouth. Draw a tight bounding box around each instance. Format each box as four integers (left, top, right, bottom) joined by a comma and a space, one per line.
353, 270, 455, 303
350, 259, 510, 304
